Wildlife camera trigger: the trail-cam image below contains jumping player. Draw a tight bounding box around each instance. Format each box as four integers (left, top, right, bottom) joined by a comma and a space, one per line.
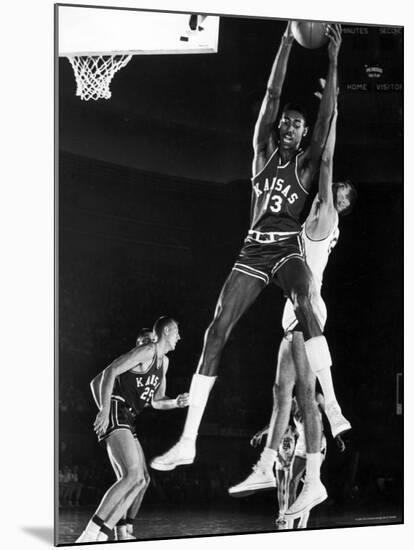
228, 103, 356, 518
245, 396, 328, 530
151, 22, 342, 511
76, 317, 189, 543
239, 394, 343, 530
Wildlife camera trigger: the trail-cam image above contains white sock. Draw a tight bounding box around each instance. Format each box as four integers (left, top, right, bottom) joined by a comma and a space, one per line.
316, 369, 337, 405
305, 452, 321, 481
260, 446, 278, 472
181, 374, 216, 440
304, 336, 337, 404
304, 336, 331, 373
84, 521, 101, 537
117, 525, 128, 538
126, 523, 133, 535
97, 531, 109, 542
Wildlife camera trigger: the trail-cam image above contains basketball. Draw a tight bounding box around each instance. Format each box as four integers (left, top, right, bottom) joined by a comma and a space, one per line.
291, 21, 328, 49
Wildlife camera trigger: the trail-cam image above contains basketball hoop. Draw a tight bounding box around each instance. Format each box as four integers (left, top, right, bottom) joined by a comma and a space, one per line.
67, 54, 132, 101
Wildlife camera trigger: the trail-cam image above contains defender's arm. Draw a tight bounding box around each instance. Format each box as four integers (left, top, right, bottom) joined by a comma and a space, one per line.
301, 24, 341, 187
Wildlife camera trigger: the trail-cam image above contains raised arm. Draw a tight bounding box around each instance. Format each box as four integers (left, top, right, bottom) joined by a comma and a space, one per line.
93, 344, 156, 436
152, 357, 189, 411
301, 24, 341, 187
318, 107, 338, 207
252, 22, 294, 173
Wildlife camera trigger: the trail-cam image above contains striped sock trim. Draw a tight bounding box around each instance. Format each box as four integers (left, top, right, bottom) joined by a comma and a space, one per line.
92, 514, 105, 527
100, 523, 113, 537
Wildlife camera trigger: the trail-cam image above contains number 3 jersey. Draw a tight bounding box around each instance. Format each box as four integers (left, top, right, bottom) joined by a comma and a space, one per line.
112, 347, 163, 415
250, 148, 309, 234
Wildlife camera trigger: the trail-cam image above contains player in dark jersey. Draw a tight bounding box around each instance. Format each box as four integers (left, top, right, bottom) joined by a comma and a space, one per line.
76, 318, 189, 544
228, 102, 356, 519
89, 328, 154, 541
151, 23, 342, 499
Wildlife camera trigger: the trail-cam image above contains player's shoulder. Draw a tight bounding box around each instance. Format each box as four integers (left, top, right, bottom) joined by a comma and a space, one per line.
131, 342, 156, 360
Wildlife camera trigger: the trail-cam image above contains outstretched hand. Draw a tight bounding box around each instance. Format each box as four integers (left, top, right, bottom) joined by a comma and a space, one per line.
250, 427, 269, 448
176, 392, 189, 408
325, 23, 342, 62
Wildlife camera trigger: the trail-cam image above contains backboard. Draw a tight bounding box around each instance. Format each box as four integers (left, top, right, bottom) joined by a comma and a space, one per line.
58, 5, 220, 57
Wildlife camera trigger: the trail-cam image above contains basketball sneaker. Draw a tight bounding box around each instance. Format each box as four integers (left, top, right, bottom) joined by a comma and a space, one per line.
325, 401, 351, 438
228, 460, 276, 497
118, 532, 136, 540
75, 530, 99, 543
285, 479, 327, 520
150, 438, 195, 471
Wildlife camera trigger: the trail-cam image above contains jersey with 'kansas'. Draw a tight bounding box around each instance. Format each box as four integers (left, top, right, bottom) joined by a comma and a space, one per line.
113, 347, 163, 414
250, 148, 309, 233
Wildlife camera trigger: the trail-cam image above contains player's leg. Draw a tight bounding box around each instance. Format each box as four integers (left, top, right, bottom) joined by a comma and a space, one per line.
108, 444, 144, 541
292, 331, 325, 491
285, 336, 327, 519
286, 331, 328, 519
275, 465, 292, 529
277, 259, 350, 437
107, 446, 129, 541
124, 438, 151, 538
76, 430, 146, 543
289, 455, 307, 529
151, 270, 264, 471
289, 456, 306, 506
267, 337, 296, 452
228, 336, 295, 496
297, 440, 326, 528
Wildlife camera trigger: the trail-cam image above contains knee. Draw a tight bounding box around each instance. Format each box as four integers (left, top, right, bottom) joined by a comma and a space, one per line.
136, 469, 151, 492
142, 473, 150, 490
123, 467, 142, 490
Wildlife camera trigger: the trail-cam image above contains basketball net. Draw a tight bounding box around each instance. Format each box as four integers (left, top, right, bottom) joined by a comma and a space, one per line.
67, 55, 132, 101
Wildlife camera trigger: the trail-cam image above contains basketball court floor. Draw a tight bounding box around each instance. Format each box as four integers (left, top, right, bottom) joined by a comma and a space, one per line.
57, 501, 402, 545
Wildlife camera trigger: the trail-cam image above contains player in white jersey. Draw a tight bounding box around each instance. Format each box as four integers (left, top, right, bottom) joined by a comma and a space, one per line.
229, 105, 357, 518
248, 395, 335, 530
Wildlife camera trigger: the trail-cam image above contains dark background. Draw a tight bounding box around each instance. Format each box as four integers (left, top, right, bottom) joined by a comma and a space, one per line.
58, 10, 403, 520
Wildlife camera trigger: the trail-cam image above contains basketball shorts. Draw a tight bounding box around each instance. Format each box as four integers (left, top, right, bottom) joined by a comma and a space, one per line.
282, 294, 327, 334
233, 233, 304, 286
98, 396, 138, 443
